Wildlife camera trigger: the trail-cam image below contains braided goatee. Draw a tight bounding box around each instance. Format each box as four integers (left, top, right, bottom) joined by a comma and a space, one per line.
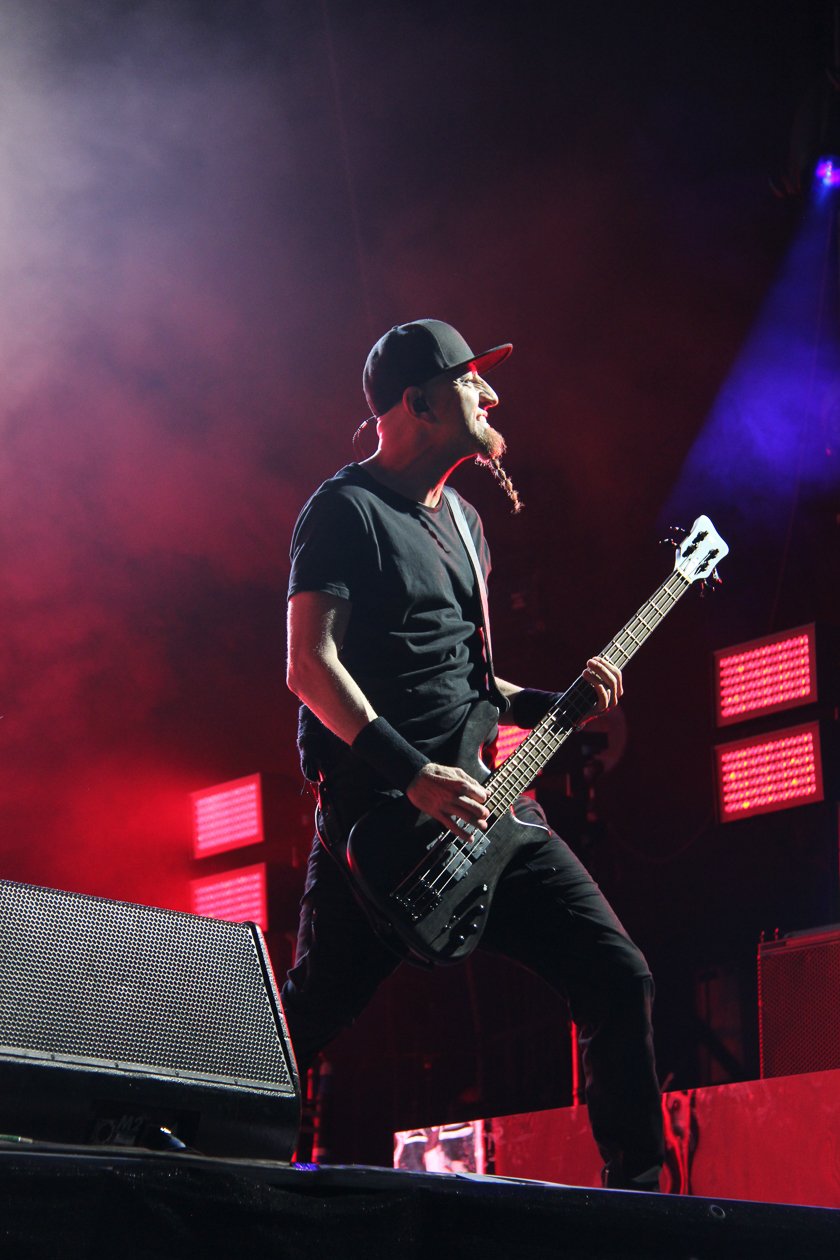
481, 455, 523, 513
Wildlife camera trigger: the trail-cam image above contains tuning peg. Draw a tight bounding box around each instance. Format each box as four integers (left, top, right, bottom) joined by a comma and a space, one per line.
698, 569, 724, 596
659, 525, 685, 549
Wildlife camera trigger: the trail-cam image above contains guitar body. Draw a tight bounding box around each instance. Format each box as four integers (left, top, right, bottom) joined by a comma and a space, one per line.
346, 702, 546, 965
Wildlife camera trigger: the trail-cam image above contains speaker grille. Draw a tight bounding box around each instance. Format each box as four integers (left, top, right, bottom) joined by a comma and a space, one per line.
758, 927, 840, 1077
0, 880, 292, 1090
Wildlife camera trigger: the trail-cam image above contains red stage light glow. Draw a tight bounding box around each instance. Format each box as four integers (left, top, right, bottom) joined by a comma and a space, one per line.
191, 774, 263, 858
492, 725, 530, 767
190, 863, 268, 928
714, 625, 816, 727
715, 722, 823, 822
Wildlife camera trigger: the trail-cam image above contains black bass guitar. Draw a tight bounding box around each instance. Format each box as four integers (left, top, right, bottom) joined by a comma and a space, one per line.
346, 515, 729, 965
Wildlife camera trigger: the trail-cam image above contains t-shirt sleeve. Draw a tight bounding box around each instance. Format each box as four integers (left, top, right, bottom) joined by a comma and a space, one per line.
288, 487, 372, 601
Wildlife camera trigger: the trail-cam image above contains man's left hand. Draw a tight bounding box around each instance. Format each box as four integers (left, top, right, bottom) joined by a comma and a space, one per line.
584, 656, 623, 712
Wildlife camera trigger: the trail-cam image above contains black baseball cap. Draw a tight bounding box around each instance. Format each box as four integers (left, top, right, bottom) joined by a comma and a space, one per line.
363, 318, 513, 417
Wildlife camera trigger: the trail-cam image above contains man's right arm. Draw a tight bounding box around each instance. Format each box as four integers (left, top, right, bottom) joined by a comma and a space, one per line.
286, 590, 489, 838
286, 590, 376, 745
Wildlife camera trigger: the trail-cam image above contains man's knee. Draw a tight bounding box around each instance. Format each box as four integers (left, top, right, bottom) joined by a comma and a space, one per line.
571, 967, 655, 1038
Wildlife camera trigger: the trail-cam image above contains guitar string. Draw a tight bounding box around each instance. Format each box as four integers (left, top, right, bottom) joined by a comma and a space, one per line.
399, 570, 691, 909
408, 577, 690, 907
397, 570, 692, 911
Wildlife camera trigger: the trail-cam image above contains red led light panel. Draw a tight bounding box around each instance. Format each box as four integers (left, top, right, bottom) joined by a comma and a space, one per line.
191, 774, 263, 858
715, 722, 824, 822
492, 725, 530, 768
714, 624, 816, 727
190, 863, 268, 929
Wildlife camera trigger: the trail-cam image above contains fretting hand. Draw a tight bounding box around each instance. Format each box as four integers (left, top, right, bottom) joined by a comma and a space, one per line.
583, 655, 623, 712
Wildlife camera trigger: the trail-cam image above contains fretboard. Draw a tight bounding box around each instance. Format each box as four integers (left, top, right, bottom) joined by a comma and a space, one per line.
487, 568, 691, 818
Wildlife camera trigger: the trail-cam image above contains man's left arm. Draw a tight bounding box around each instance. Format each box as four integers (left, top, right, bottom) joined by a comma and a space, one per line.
496, 657, 623, 729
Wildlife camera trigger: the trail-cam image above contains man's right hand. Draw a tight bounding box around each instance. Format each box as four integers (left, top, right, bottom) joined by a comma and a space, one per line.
406, 763, 490, 841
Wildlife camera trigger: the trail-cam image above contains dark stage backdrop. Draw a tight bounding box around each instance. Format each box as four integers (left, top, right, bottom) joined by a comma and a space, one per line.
0, 1, 837, 1161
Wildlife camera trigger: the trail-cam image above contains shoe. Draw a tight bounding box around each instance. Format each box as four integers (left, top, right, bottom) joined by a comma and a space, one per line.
602, 1163, 662, 1192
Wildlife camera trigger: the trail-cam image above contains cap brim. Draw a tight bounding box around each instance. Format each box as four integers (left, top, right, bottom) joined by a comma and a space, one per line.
468, 342, 513, 376
427, 343, 513, 385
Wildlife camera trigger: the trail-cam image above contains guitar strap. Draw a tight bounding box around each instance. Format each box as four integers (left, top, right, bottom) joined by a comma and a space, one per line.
441, 487, 507, 712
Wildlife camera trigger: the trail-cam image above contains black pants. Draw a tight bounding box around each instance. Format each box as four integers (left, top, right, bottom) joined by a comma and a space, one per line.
282, 790, 664, 1186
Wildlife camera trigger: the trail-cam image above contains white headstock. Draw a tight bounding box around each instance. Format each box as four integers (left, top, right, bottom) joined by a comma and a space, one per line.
673, 515, 729, 585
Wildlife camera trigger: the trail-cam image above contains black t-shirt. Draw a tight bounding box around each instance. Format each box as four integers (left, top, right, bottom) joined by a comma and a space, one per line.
289, 463, 493, 776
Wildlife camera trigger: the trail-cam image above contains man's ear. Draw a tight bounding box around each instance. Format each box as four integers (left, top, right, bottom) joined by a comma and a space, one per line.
403, 386, 432, 419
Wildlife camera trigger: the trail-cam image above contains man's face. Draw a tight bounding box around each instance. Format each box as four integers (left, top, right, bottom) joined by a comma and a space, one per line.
425, 365, 506, 462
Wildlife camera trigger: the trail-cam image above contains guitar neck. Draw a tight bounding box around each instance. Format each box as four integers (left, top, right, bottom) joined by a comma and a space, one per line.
488, 568, 691, 814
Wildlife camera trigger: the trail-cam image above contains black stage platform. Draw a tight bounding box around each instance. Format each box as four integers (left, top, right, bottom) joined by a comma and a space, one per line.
1, 1146, 837, 1259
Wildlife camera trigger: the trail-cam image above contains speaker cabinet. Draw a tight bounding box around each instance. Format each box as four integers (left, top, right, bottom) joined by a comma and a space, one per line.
758, 925, 840, 1077
0, 879, 300, 1157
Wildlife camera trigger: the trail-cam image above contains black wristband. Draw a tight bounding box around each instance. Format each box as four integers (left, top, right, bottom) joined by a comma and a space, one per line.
352, 717, 430, 792
506, 687, 559, 730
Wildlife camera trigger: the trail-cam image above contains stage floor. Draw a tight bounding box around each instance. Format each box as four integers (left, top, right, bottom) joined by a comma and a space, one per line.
1, 1145, 838, 1259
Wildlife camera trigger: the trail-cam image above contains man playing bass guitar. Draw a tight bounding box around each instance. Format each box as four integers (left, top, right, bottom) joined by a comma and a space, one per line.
284, 318, 664, 1191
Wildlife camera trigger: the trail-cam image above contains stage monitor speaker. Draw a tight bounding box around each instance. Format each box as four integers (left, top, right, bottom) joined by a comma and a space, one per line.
0, 878, 300, 1158
758, 925, 840, 1077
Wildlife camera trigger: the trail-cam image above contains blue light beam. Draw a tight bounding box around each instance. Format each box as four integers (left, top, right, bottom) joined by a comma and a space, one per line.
662, 182, 840, 541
